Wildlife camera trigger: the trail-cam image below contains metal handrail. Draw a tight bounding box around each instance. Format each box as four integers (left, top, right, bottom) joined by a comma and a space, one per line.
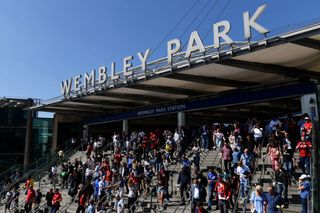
0, 140, 86, 198
130, 138, 200, 213
52, 142, 113, 212
230, 142, 264, 213
17, 142, 89, 211
176, 148, 223, 213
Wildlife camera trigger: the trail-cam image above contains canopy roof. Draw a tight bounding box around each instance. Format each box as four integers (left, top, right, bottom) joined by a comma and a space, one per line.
32, 23, 320, 120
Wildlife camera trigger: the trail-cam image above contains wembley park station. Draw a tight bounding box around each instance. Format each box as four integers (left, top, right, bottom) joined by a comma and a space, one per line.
1, 4, 320, 213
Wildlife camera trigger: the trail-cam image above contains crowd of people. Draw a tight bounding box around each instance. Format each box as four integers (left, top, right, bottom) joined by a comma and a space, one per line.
0, 113, 314, 213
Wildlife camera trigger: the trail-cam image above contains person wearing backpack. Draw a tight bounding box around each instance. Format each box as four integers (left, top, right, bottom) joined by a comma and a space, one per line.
249, 185, 265, 213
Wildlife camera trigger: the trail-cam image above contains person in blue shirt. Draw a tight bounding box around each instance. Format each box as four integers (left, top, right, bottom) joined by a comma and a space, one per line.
298, 174, 311, 213
232, 147, 241, 173
250, 185, 265, 213
207, 167, 217, 210
264, 185, 284, 213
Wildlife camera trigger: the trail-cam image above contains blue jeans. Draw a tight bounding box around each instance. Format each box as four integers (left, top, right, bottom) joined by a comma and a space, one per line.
208, 186, 214, 208
300, 157, 310, 175
218, 199, 228, 213
193, 155, 200, 170
202, 135, 209, 150
301, 197, 308, 213
216, 139, 223, 149
277, 183, 288, 201
239, 179, 249, 198
283, 161, 292, 177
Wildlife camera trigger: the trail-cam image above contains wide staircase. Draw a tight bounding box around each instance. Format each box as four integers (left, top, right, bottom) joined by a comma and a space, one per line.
232, 146, 303, 213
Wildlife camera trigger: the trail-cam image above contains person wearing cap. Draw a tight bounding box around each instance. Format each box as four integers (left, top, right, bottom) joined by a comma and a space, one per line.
249, 185, 265, 213
298, 174, 311, 213
295, 135, 312, 175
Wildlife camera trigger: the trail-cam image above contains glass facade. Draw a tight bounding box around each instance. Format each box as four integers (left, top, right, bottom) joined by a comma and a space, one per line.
0, 99, 53, 173
0, 108, 28, 172
31, 118, 53, 162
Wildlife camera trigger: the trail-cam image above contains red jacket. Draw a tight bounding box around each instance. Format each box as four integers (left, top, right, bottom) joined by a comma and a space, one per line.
52, 192, 62, 205
26, 188, 35, 203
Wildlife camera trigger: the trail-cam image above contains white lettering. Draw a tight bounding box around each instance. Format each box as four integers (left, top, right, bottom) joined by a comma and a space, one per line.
185, 31, 205, 58
214, 20, 234, 49
137, 48, 151, 72
84, 70, 95, 89
167, 39, 181, 64
61, 79, 72, 97
123, 56, 133, 77
74, 75, 82, 92
98, 66, 107, 84
243, 4, 269, 39
111, 62, 119, 81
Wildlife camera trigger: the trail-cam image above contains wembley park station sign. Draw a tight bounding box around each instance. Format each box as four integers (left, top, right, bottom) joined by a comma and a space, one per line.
61, 5, 269, 97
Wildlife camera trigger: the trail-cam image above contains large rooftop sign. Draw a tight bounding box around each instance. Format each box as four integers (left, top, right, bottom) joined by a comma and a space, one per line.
61, 4, 269, 98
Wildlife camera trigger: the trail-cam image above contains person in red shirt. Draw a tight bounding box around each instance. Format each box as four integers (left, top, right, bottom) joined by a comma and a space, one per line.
296, 136, 312, 175
51, 188, 62, 213
24, 185, 35, 213
214, 176, 231, 213
114, 151, 122, 169
76, 186, 87, 213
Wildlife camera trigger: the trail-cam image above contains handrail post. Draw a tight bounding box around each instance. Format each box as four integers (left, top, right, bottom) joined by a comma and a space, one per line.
150, 185, 153, 212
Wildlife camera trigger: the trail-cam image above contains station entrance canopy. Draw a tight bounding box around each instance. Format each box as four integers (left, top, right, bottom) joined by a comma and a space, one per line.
31, 22, 320, 124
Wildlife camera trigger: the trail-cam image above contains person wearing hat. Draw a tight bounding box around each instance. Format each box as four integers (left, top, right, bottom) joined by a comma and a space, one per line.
298, 174, 311, 213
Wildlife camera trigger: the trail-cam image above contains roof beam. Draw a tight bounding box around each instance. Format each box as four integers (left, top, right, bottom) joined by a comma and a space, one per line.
218, 59, 320, 80
100, 92, 175, 102
72, 99, 145, 108
45, 106, 104, 113
128, 84, 210, 96
164, 73, 259, 88
59, 101, 130, 109
292, 38, 320, 51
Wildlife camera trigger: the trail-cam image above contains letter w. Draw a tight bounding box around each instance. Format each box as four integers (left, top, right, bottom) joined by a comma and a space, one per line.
61, 79, 73, 97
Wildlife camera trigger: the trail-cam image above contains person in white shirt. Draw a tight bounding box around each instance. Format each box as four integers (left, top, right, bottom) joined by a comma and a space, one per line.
116, 194, 124, 213
236, 160, 251, 199
252, 124, 263, 156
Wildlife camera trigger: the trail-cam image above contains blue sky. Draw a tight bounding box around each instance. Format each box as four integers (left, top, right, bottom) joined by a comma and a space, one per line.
0, 0, 319, 100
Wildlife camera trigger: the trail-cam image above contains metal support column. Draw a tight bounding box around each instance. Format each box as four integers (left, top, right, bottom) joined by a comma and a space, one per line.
23, 109, 33, 170
123, 119, 129, 136
177, 111, 185, 128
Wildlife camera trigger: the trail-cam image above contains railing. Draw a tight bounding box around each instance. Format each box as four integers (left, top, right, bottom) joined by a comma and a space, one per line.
176, 148, 223, 213
52, 142, 113, 213
17, 141, 88, 211
0, 139, 83, 190
231, 142, 264, 213
130, 138, 200, 213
